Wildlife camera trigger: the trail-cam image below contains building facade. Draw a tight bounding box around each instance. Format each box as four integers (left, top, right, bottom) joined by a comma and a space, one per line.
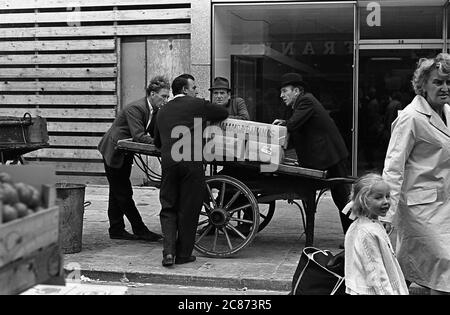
1, 0, 449, 183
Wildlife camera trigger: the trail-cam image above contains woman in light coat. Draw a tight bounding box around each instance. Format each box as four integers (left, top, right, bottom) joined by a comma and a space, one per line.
382, 53, 450, 295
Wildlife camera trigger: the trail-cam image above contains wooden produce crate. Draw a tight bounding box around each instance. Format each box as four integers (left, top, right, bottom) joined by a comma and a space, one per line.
0, 165, 64, 295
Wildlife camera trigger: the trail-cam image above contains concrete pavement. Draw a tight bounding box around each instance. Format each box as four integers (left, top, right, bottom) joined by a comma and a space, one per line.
62, 185, 426, 295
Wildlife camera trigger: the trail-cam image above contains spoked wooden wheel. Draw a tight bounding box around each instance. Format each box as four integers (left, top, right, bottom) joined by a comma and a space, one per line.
195, 175, 259, 257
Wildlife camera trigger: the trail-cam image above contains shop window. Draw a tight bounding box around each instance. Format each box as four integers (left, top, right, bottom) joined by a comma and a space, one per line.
213, 3, 354, 153
359, 1, 443, 39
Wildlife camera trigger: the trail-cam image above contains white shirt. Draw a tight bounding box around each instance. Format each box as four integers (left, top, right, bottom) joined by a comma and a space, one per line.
146, 98, 154, 130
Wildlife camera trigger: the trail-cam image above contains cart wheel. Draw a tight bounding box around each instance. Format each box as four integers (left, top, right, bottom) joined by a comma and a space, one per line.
195, 175, 259, 257
257, 201, 275, 232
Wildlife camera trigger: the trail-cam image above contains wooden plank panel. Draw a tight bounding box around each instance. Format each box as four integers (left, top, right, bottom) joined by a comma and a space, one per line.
0, 39, 115, 52
47, 122, 112, 133
0, 54, 117, 65
0, 9, 190, 24
0, 81, 116, 92
0, 0, 189, 10
120, 39, 146, 110
147, 38, 190, 86
49, 136, 104, 147
0, 243, 64, 296
0, 67, 117, 78
28, 161, 105, 173
25, 148, 102, 159
0, 24, 191, 38
0, 108, 116, 119
0, 95, 117, 105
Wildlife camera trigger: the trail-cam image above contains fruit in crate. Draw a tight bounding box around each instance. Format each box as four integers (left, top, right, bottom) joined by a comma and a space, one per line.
0, 172, 42, 224
2, 204, 18, 222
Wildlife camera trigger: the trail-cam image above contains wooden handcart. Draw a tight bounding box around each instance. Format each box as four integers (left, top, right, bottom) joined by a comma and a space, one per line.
117, 139, 355, 258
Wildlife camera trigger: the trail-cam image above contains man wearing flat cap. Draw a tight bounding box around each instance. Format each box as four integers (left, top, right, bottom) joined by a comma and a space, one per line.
273, 73, 352, 234
209, 77, 250, 120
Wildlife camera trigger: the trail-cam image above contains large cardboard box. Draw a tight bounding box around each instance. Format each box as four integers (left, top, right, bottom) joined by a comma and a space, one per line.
213, 118, 289, 149
0, 165, 64, 295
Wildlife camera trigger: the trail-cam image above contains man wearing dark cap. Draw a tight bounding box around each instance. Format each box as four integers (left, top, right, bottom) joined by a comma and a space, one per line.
273, 73, 352, 234
209, 77, 250, 120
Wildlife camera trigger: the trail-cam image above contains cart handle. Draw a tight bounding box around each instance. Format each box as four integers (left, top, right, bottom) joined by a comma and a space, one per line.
323, 177, 357, 184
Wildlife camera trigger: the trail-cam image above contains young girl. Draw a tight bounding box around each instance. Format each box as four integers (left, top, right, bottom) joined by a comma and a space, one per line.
343, 173, 409, 295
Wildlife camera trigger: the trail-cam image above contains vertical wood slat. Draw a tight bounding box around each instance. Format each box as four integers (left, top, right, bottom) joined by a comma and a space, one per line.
115, 36, 121, 113
120, 38, 147, 110
146, 38, 191, 86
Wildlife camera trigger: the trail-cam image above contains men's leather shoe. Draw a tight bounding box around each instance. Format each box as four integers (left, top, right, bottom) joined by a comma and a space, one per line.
109, 230, 139, 241
162, 254, 174, 267
135, 231, 163, 242
175, 255, 196, 265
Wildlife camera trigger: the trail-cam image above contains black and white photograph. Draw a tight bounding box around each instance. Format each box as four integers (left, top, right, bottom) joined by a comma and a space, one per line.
0, 0, 449, 300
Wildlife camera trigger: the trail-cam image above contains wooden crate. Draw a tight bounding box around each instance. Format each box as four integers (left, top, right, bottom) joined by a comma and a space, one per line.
0, 165, 64, 295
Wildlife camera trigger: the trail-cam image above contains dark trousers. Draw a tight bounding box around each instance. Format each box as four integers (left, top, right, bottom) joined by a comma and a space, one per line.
159, 162, 205, 258
103, 155, 148, 235
327, 159, 353, 234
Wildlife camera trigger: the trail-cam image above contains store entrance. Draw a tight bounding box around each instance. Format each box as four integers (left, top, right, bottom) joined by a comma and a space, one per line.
357, 49, 442, 175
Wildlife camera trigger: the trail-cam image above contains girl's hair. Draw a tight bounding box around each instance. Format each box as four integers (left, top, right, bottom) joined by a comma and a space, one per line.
349, 173, 388, 218
412, 53, 450, 97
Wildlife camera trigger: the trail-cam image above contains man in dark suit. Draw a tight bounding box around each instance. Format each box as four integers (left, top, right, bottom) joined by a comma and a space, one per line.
209, 77, 250, 120
273, 73, 353, 234
154, 74, 229, 266
98, 75, 170, 241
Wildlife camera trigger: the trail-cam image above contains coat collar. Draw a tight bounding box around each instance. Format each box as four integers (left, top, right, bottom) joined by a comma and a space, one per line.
412, 95, 450, 137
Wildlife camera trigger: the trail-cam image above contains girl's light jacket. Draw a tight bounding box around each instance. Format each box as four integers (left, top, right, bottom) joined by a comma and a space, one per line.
382, 95, 450, 292
344, 217, 409, 295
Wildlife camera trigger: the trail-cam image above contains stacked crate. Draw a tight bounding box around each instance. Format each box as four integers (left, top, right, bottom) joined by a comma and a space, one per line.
0, 165, 64, 295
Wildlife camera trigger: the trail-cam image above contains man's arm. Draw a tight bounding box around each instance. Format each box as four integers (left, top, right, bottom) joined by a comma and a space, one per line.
382, 112, 416, 224
126, 105, 154, 144
285, 96, 314, 132
203, 100, 229, 122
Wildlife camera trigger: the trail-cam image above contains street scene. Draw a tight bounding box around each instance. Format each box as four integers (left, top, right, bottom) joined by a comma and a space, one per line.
1, 0, 449, 297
